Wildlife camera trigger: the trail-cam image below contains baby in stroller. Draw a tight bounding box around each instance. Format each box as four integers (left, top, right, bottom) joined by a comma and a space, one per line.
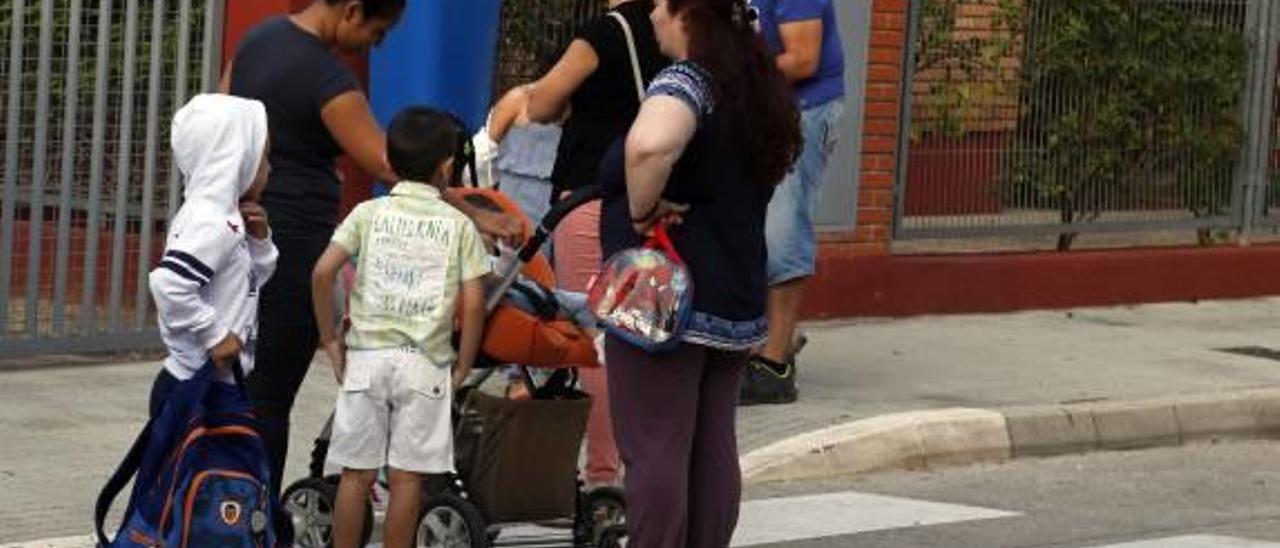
289, 108, 620, 547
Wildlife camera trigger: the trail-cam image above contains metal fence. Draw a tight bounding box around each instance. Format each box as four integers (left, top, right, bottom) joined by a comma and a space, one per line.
0, 0, 222, 358
493, 0, 604, 97
0, 0, 605, 358
893, 0, 1279, 249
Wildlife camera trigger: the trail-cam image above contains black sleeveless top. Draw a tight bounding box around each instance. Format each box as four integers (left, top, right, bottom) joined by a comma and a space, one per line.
550, 1, 669, 200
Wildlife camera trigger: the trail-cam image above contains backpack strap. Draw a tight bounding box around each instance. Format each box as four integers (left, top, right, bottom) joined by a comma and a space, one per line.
608, 11, 647, 104
94, 419, 153, 547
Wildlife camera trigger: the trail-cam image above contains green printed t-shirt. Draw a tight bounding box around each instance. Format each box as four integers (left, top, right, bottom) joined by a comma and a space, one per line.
331, 182, 491, 366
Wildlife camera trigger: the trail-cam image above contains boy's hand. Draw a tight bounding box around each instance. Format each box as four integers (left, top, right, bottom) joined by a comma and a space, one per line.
239, 201, 270, 240
210, 333, 243, 370
322, 338, 346, 384
451, 363, 472, 391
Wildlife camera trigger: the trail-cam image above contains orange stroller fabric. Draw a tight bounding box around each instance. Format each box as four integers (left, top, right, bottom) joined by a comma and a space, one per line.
480, 306, 600, 369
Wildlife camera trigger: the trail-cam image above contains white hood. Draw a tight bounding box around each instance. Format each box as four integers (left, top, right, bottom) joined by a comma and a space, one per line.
170, 94, 268, 215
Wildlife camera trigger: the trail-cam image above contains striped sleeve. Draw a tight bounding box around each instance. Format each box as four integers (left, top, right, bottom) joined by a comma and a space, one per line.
159, 249, 215, 286
149, 217, 238, 350
646, 61, 716, 122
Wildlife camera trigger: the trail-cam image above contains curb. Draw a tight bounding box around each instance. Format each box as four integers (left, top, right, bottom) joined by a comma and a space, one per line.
740, 387, 1280, 484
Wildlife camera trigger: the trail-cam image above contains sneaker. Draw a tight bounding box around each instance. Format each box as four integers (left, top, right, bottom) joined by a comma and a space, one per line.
738, 355, 798, 406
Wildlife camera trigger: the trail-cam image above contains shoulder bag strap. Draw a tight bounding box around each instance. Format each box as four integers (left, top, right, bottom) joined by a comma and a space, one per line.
608, 11, 647, 104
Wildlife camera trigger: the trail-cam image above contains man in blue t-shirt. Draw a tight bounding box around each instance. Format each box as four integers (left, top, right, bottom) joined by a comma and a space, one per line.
743, 0, 846, 406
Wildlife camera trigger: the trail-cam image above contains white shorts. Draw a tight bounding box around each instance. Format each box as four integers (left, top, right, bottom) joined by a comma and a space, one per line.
328, 347, 454, 474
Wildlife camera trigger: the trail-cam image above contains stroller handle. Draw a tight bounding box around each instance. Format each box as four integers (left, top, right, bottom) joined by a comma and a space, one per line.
487, 185, 603, 313
518, 186, 603, 263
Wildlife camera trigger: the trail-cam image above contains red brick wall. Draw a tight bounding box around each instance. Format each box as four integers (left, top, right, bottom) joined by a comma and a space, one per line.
816, 0, 905, 257
802, 0, 906, 316
7, 220, 165, 306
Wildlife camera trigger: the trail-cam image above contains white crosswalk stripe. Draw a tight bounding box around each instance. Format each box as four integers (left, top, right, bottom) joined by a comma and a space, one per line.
1088, 536, 1280, 548
7, 498, 1280, 548
367, 490, 1020, 547
731, 491, 1016, 546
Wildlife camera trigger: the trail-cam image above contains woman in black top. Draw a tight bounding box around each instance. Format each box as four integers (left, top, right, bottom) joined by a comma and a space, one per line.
597, 0, 801, 545
221, 0, 519, 494
526, 0, 669, 489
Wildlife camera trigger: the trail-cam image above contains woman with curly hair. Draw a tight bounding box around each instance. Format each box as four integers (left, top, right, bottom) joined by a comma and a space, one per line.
597, 0, 802, 545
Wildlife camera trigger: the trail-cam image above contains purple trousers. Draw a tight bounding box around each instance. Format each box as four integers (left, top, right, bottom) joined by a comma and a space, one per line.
605, 336, 747, 548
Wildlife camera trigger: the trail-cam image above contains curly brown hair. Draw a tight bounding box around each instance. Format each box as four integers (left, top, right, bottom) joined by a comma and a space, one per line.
665, 0, 802, 186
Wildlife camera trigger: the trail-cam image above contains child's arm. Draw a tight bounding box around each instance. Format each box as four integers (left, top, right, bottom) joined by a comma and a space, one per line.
312, 244, 351, 384
454, 220, 494, 389
486, 85, 529, 144
149, 223, 240, 369
454, 278, 485, 389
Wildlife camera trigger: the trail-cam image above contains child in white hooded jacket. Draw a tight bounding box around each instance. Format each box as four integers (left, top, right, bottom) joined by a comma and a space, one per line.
147, 93, 277, 416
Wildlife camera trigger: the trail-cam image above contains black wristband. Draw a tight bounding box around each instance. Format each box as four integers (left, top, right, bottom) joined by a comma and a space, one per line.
631, 202, 661, 223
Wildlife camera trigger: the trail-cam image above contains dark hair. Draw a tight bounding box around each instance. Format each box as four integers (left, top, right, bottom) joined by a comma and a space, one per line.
324, 0, 405, 20
666, 0, 802, 186
387, 106, 460, 184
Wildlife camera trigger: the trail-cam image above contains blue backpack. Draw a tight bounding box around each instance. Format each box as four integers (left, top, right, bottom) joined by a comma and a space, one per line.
95, 362, 291, 548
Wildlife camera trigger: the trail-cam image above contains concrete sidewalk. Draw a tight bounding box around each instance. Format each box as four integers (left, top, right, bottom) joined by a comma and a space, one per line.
5, 298, 1280, 542
740, 298, 1280, 481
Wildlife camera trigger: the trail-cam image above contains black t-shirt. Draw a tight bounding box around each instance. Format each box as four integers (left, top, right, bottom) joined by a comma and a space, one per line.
229, 17, 361, 238
550, 1, 670, 199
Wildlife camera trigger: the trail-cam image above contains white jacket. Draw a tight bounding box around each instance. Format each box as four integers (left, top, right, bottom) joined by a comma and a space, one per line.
150, 94, 278, 380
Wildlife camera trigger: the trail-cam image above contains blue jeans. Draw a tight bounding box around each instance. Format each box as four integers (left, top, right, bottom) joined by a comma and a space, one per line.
765, 99, 845, 285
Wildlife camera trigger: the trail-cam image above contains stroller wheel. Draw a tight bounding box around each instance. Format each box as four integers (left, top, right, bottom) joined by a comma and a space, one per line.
281, 477, 374, 548
417, 493, 489, 548
574, 486, 626, 547
597, 525, 626, 548
282, 478, 336, 548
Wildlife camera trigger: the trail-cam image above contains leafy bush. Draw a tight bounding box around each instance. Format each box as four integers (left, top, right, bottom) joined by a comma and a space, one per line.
1001, 1, 1248, 248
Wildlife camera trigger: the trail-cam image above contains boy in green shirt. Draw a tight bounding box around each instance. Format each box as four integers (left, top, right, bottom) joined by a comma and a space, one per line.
311, 106, 490, 548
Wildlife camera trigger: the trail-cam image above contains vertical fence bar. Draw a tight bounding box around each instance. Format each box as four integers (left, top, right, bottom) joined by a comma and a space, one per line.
199, 0, 224, 92
1237, 0, 1277, 242
108, 0, 139, 330
1270, 0, 1280, 225
892, 0, 924, 240
1256, 0, 1280, 231
168, 0, 194, 222
135, 0, 166, 329
25, 0, 57, 335
0, 0, 26, 337
53, 0, 85, 334
81, 0, 113, 333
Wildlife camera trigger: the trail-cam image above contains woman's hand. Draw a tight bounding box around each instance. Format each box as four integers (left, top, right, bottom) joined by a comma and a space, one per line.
471, 208, 523, 246
632, 200, 689, 236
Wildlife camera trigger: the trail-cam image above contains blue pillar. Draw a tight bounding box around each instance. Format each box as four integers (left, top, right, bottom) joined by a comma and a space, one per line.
369, 0, 502, 193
